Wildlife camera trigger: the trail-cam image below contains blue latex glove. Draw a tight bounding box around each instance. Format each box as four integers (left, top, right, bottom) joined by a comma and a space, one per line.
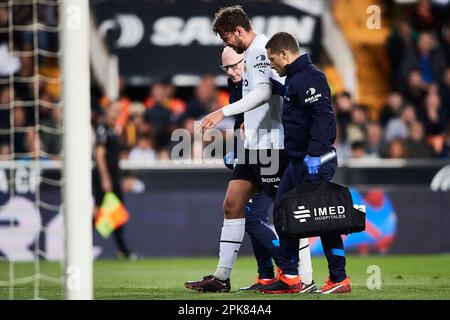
270, 78, 284, 96
224, 152, 237, 170
303, 155, 321, 175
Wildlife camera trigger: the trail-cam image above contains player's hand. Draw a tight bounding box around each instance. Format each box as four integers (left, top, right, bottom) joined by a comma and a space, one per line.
270, 78, 285, 96
240, 122, 245, 140
101, 177, 113, 192
200, 109, 225, 132
303, 155, 321, 175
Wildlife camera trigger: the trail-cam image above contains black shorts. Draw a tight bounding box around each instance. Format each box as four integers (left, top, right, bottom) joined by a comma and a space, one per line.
231, 149, 289, 199
92, 169, 123, 206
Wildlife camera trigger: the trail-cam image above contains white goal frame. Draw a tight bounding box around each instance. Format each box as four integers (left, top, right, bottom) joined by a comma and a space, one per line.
61, 0, 93, 300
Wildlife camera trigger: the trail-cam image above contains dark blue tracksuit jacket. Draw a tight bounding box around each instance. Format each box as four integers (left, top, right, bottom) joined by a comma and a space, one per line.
282, 54, 337, 159
274, 54, 346, 281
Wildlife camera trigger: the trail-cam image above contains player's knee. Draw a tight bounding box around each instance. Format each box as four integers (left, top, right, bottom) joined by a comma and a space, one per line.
223, 198, 243, 219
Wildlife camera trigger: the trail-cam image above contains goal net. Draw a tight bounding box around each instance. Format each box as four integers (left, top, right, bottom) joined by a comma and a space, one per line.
0, 0, 93, 300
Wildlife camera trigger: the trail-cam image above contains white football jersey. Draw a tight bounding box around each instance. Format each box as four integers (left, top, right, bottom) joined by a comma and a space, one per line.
242, 34, 284, 150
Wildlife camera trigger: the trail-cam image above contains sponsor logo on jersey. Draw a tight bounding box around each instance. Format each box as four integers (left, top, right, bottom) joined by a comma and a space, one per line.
306, 87, 316, 95
304, 87, 322, 103
261, 177, 281, 183
256, 54, 266, 62
304, 93, 322, 104
253, 62, 271, 69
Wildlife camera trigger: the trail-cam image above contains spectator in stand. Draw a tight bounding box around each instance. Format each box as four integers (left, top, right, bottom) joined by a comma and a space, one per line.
17, 130, 49, 161
422, 91, 447, 136
119, 145, 131, 161
365, 122, 384, 159
14, 56, 40, 124
332, 91, 353, 142
405, 120, 436, 158
385, 138, 408, 159
177, 74, 230, 159
350, 141, 367, 159
379, 91, 404, 127
439, 68, 450, 120
40, 107, 62, 159
12, 4, 56, 55
129, 134, 158, 162
99, 77, 132, 138
40, 57, 60, 99
120, 102, 146, 150
13, 105, 29, 156
345, 105, 367, 144
402, 69, 428, 109
0, 86, 11, 145
0, 7, 8, 45
441, 126, 450, 158
334, 124, 352, 161
0, 143, 9, 160
17, 55, 34, 78
13, 61, 40, 106
144, 78, 186, 120
387, 18, 418, 87
162, 81, 188, 156
400, 32, 447, 86
442, 22, 450, 64
143, 81, 172, 150
184, 74, 220, 121
165, 81, 187, 124
385, 104, 417, 142
412, 0, 438, 31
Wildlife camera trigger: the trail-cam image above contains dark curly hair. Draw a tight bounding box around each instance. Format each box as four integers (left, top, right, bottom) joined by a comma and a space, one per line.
212, 5, 251, 35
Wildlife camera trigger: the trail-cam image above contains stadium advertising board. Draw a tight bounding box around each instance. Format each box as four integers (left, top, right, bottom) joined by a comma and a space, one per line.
1, 168, 449, 260
91, 0, 323, 85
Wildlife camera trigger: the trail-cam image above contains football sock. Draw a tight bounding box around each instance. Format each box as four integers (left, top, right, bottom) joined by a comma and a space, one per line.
214, 218, 246, 281
298, 238, 313, 284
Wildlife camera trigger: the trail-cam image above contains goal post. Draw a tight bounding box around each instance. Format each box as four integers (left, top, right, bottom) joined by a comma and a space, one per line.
61, 0, 93, 300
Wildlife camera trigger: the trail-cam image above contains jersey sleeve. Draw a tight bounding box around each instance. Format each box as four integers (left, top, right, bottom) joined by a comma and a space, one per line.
297, 73, 336, 157
248, 47, 272, 86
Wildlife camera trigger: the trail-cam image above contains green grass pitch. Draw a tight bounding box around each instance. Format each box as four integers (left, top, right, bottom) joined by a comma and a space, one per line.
1, 255, 449, 300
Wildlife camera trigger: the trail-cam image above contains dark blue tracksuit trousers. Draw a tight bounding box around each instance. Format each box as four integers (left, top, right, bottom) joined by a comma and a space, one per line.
245, 191, 281, 279
273, 160, 347, 282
